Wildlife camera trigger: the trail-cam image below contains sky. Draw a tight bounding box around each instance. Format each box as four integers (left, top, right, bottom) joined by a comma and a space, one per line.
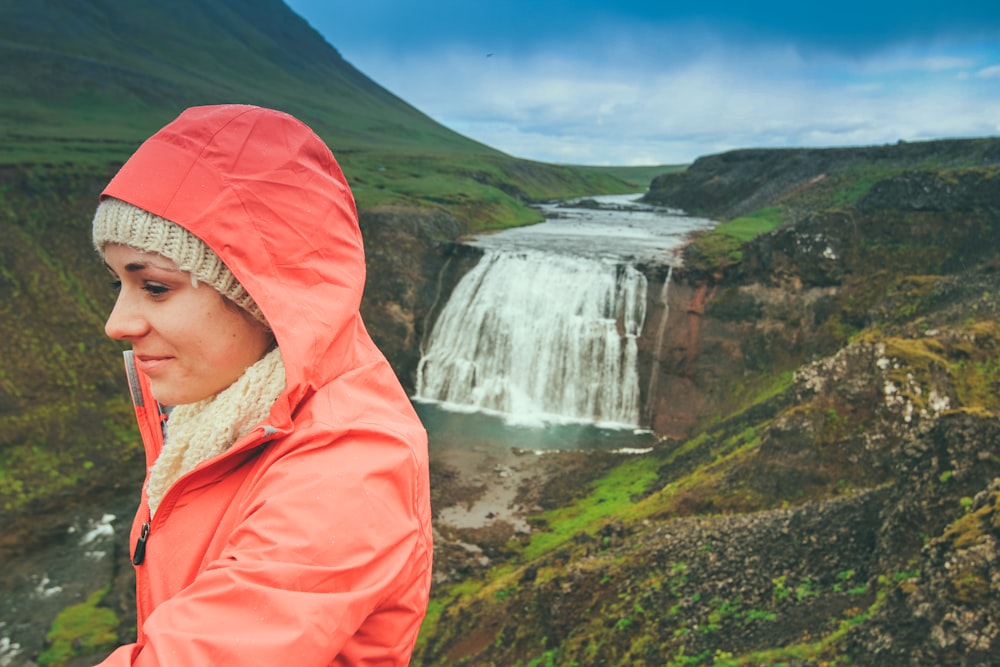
284, 1, 1000, 166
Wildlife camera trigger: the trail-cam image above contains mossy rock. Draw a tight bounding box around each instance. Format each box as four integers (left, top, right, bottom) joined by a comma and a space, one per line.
37, 585, 119, 666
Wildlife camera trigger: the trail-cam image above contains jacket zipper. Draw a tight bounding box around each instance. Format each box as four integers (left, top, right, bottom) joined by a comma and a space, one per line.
123, 349, 161, 625
121, 350, 285, 620
133, 521, 150, 565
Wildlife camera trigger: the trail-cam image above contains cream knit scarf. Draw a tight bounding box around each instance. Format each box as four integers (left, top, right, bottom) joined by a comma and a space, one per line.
147, 347, 286, 516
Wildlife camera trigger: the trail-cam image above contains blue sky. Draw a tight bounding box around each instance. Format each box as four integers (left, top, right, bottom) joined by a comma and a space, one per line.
284, 1, 1000, 166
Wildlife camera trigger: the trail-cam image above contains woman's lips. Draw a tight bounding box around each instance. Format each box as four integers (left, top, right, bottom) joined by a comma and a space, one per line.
135, 355, 173, 374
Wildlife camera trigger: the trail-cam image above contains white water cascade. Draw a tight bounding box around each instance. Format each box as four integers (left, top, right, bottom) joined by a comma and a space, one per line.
414, 194, 718, 429
416, 250, 647, 426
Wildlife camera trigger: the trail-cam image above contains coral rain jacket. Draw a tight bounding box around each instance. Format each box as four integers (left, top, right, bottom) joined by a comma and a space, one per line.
96, 105, 433, 666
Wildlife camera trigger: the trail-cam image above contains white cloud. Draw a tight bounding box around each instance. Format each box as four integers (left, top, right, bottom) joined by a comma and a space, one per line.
864, 54, 975, 73
977, 64, 1000, 78
344, 36, 1000, 165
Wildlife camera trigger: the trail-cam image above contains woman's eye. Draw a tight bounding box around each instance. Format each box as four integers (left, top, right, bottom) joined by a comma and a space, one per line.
109, 279, 122, 291
143, 283, 170, 296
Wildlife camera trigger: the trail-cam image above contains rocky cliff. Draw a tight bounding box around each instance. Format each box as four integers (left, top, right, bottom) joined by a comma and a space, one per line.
414, 144, 1000, 665
637, 164, 1000, 438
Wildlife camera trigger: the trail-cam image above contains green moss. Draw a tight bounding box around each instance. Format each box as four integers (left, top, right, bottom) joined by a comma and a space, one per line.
942, 490, 999, 551
828, 165, 904, 206
0, 396, 139, 512
951, 568, 989, 605
683, 206, 785, 274
522, 455, 662, 560
856, 319, 1000, 414
37, 586, 119, 666
728, 371, 795, 418
948, 321, 1000, 410
717, 207, 785, 241
877, 337, 949, 405
730, 577, 894, 666
683, 231, 743, 274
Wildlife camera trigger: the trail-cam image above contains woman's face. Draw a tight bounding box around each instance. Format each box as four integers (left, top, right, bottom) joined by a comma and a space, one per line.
103, 244, 273, 406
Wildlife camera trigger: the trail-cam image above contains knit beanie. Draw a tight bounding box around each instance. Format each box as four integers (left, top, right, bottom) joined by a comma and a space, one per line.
92, 197, 266, 325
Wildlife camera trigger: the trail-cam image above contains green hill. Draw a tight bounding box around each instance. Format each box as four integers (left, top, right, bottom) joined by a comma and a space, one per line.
0, 0, 650, 228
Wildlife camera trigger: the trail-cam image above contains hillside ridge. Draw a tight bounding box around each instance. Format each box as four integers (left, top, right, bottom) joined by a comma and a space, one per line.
644, 137, 1000, 220
0, 0, 636, 228
0, 0, 460, 151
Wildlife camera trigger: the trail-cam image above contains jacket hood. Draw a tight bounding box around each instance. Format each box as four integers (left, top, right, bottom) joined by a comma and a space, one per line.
102, 105, 371, 422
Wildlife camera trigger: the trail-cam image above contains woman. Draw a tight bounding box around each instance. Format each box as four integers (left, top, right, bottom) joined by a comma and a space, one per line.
91, 105, 432, 665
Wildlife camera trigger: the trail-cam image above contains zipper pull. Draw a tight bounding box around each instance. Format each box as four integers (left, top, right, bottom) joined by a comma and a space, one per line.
133, 522, 150, 565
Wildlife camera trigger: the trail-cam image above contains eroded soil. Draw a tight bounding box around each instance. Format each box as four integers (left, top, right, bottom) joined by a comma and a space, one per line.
429, 444, 627, 584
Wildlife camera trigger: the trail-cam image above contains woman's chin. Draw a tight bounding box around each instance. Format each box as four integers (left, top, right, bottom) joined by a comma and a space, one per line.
150, 383, 201, 407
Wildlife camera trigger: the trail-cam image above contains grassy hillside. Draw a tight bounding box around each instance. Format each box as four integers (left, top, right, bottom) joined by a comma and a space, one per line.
0, 0, 645, 230
414, 161, 1000, 666
645, 139, 1000, 221
645, 138, 1000, 276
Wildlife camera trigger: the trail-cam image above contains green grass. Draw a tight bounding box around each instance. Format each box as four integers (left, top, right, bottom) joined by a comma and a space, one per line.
574, 164, 687, 190
37, 586, 120, 666
829, 165, 902, 207
522, 455, 663, 560
684, 206, 785, 272
0, 4, 659, 231
714, 207, 785, 241
0, 396, 138, 512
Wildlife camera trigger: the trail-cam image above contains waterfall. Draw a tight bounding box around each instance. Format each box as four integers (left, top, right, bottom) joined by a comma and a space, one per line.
415, 249, 648, 426
644, 267, 672, 423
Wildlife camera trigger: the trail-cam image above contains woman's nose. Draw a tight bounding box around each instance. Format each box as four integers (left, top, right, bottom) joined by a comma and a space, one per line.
104, 292, 148, 340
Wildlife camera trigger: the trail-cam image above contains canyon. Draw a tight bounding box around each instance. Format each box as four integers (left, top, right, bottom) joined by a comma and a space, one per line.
3, 138, 1000, 665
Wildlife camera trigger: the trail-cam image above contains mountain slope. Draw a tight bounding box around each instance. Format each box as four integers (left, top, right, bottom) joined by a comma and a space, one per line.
644, 139, 1000, 221
0, 0, 636, 226
0, 0, 484, 155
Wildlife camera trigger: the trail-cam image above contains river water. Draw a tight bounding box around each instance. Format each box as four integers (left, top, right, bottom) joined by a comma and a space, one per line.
414, 193, 716, 447
470, 194, 716, 263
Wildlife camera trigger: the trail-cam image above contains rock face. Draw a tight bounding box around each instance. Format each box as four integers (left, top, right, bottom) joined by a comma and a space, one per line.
635, 163, 1000, 441
847, 419, 1000, 666
357, 205, 463, 394
413, 146, 1000, 666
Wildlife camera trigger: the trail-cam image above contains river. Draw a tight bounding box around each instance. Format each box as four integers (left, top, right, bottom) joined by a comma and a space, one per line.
471, 193, 716, 262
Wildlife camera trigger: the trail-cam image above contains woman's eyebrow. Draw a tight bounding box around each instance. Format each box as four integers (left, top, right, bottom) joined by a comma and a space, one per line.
106, 259, 183, 274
